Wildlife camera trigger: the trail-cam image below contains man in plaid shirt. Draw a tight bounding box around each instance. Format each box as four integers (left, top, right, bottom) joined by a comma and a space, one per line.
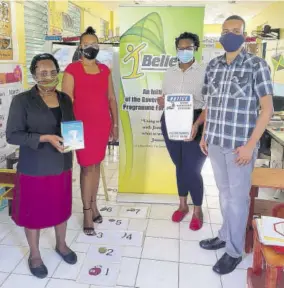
199, 15, 274, 275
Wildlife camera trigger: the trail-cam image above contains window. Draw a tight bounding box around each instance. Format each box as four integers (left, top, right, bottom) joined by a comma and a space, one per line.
24, 1, 48, 85
100, 19, 109, 38
63, 2, 81, 36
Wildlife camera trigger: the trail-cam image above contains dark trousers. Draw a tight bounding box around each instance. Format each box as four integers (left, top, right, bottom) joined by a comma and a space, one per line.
161, 115, 206, 206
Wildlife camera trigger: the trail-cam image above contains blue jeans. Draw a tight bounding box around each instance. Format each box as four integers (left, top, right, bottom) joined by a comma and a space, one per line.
208, 144, 257, 258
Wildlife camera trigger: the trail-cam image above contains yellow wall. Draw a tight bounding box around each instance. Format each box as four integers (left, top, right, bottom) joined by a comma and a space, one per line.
76, 1, 111, 34
247, 1, 284, 38
82, 11, 101, 35
48, 1, 68, 34
15, 2, 25, 65
204, 24, 222, 35
13, 1, 28, 88
12, 0, 113, 87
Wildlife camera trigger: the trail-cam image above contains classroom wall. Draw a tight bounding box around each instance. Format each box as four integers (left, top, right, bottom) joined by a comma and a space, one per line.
14, 2, 28, 88
82, 11, 101, 36
247, 1, 284, 38
76, 1, 111, 35
204, 24, 222, 35
112, 10, 222, 37
48, 1, 68, 34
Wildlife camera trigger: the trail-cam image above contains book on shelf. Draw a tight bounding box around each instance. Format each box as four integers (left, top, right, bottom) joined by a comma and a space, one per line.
255, 216, 284, 247
61, 121, 84, 153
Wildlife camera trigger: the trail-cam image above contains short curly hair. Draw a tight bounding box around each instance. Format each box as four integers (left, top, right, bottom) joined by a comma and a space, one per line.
175, 32, 200, 51
30, 53, 60, 76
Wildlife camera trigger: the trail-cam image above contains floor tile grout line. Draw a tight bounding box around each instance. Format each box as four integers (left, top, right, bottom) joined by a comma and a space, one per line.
178, 220, 181, 288
134, 214, 150, 288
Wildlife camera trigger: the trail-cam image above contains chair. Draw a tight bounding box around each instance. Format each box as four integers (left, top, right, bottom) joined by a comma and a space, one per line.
272, 204, 284, 218
245, 168, 284, 253
107, 141, 119, 155
0, 169, 16, 213
100, 163, 109, 201
247, 203, 284, 288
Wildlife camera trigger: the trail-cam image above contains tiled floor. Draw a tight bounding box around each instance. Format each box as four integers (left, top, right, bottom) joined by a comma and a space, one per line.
0, 150, 283, 288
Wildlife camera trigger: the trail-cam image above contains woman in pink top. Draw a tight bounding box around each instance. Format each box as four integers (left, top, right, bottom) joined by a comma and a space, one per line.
62, 27, 118, 235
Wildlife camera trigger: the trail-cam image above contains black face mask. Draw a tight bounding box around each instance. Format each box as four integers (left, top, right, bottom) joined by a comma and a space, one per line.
81, 46, 99, 60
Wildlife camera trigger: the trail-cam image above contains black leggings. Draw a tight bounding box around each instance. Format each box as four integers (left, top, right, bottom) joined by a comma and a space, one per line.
161, 115, 206, 206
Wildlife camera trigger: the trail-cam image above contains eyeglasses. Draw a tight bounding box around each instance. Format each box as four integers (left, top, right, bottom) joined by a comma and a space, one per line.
177, 46, 195, 51
36, 70, 58, 79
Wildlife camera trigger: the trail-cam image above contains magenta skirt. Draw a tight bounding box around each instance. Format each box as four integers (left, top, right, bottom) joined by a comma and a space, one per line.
12, 170, 72, 229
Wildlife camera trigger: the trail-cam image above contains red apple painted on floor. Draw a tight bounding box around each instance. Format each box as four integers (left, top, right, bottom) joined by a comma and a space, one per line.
89, 265, 102, 276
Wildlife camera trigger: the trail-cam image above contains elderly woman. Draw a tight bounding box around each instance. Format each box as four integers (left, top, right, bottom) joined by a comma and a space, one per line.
6, 53, 77, 279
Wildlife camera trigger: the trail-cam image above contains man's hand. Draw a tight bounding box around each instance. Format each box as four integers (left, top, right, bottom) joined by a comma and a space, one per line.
234, 144, 254, 166
184, 123, 199, 142
199, 136, 208, 155
157, 95, 165, 109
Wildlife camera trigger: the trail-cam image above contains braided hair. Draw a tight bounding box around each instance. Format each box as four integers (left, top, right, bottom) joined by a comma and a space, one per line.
80, 26, 98, 43
30, 53, 60, 75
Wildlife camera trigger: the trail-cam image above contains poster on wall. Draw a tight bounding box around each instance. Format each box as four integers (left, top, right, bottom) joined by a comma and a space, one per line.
0, 64, 24, 167
119, 6, 205, 195
265, 40, 284, 97
0, 1, 13, 60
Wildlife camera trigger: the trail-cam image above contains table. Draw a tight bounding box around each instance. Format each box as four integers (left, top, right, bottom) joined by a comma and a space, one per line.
267, 128, 284, 198
247, 220, 284, 288
245, 168, 284, 253
5, 152, 18, 216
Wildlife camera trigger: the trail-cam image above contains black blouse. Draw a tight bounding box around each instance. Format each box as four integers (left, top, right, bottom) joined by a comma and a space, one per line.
50, 106, 62, 137
6, 87, 74, 176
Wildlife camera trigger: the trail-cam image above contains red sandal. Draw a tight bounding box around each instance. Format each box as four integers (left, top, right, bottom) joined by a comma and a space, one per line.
189, 213, 203, 231
172, 210, 188, 223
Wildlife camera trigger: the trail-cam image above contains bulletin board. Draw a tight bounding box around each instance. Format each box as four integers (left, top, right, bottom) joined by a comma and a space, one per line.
265, 40, 284, 97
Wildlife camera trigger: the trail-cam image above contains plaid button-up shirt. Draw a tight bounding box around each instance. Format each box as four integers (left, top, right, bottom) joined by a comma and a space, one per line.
203, 49, 274, 149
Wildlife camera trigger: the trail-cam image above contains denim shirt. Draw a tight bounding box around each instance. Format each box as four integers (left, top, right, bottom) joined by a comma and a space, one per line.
6, 86, 74, 176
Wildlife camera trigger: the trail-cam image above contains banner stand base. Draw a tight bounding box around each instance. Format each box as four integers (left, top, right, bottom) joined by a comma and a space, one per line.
117, 193, 193, 205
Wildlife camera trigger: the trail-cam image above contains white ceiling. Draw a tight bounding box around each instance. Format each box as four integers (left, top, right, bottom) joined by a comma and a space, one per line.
99, 0, 274, 24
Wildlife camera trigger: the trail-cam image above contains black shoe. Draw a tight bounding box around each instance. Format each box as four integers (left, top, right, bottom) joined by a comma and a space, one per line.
213, 253, 242, 275
199, 237, 226, 250
55, 247, 78, 265
93, 214, 103, 224
28, 257, 48, 279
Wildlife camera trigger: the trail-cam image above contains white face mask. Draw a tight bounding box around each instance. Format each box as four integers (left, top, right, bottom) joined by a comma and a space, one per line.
177, 50, 194, 63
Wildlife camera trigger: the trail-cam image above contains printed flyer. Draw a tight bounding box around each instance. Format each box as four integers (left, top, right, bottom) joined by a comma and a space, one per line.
0, 1, 13, 60
0, 64, 24, 167
165, 94, 194, 141
119, 6, 204, 194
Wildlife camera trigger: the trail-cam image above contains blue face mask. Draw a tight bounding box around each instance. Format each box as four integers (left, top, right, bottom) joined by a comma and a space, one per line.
177, 50, 194, 64
219, 32, 245, 52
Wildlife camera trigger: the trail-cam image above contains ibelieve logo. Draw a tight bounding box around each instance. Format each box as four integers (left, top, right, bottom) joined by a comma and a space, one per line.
122, 43, 177, 79
141, 54, 177, 71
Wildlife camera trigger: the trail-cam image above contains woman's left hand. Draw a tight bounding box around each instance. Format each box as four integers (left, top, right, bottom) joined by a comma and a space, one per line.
111, 125, 119, 142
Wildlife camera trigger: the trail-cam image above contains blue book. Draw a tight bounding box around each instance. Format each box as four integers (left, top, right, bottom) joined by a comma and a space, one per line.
61, 121, 84, 153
